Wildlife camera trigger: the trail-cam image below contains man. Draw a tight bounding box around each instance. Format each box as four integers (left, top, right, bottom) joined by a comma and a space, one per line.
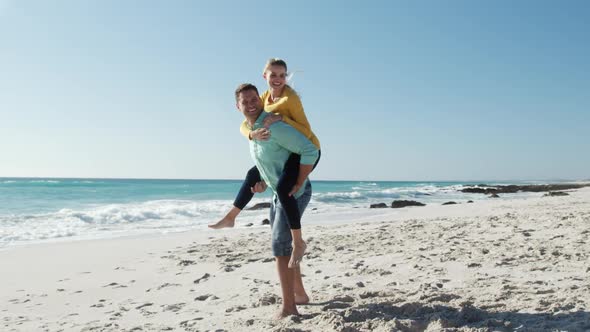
234, 83, 319, 318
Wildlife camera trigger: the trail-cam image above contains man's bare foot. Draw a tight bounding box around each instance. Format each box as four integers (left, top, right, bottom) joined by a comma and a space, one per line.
294, 293, 309, 305
274, 307, 299, 319
288, 241, 307, 268
208, 217, 235, 229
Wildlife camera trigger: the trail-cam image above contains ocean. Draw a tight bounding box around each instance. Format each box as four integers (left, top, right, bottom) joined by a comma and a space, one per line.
0, 178, 539, 248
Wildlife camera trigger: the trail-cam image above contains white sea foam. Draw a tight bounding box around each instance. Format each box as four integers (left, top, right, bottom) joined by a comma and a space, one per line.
0, 195, 380, 247
0, 199, 272, 247
313, 191, 364, 200
0, 182, 541, 248
313, 184, 468, 203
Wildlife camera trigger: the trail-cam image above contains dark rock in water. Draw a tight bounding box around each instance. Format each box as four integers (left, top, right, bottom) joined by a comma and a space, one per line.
544, 191, 569, 197
245, 223, 253, 227
391, 200, 426, 208
247, 202, 271, 210
467, 200, 474, 203
501, 185, 521, 193
461, 183, 589, 194
261, 219, 270, 225
442, 201, 457, 205
312, 208, 318, 211
489, 193, 500, 198
462, 187, 496, 194
370, 203, 388, 208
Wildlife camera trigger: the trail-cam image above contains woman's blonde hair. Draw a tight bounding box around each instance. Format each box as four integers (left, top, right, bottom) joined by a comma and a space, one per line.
262, 58, 288, 74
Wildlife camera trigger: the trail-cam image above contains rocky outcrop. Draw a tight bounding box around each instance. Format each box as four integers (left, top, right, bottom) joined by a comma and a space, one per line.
544, 191, 569, 197
370, 203, 388, 208
391, 200, 426, 208
442, 201, 457, 205
247, 202, 271, 210
462, 187, 492, 194
461, 183, 588, 195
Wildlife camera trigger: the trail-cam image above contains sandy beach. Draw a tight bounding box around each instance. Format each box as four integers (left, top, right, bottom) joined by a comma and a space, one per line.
2, 188, 589, 332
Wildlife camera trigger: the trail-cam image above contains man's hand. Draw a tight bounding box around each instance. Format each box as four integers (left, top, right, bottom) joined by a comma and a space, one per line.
288, 181, 304, 197
250, 181, 267, 194
263, 113, 282, 128
250, 128, 270, 141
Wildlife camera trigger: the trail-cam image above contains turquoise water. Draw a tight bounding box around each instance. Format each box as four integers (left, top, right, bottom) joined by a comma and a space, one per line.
0, 178, 491, 215
0, 178, 535, 247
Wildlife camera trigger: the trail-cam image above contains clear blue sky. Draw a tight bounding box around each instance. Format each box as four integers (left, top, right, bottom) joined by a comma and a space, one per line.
1, 0, 588, 181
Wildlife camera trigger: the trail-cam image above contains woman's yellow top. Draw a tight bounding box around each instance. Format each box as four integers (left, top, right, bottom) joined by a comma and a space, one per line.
240, 85, 320, 149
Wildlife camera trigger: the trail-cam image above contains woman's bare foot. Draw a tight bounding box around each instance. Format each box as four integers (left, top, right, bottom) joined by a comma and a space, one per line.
208, 216, 235, 229
294, 293, 309, 305
288, 241, 307, 268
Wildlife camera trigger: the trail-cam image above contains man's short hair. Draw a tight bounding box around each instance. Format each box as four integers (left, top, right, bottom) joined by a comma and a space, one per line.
235, 83, 259, 102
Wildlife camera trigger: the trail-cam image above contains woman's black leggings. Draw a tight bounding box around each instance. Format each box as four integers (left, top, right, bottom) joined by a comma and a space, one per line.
233, 150, 321, 230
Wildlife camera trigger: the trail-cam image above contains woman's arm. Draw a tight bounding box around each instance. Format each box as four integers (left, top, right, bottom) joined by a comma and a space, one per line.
240, 120, 270, 141
239, 120, 252, 139
281, 95, 314, 139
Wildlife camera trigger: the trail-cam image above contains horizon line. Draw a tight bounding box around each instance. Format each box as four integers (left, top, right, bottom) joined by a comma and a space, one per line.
1, 176, 588, 183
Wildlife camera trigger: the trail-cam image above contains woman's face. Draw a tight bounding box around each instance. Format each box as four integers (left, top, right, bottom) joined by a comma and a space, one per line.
264, 65, 287, 92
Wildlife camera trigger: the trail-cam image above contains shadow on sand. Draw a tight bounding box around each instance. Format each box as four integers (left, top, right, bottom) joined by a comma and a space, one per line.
295, 299, 590, 331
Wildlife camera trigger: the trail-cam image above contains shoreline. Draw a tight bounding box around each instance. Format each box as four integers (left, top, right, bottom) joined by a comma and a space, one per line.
3, 182, 585, 250
2, 188, 589, 331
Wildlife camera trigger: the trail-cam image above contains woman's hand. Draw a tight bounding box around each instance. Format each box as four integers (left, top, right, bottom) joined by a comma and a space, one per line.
263, 113, 283, 128
250, 128, 270, 141
250, 181, 267, 194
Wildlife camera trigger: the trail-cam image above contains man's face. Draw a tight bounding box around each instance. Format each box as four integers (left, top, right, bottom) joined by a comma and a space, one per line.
237, 89, 262, 119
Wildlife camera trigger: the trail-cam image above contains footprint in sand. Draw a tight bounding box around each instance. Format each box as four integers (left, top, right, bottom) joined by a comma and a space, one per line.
157, 283, 181, 290
223, 264, 242, 272
179, 318, 203, 329
253, 293, 280, 307
178, 260, 196, 266
194, 294, 218, 301
135, 303, 153, 310
332, 295, 355, 303
225, 305, 247, 313
102, 282, 128, 289
193, 273, 211, 284
162, 303, 186, 312
322, 302, 352, 311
